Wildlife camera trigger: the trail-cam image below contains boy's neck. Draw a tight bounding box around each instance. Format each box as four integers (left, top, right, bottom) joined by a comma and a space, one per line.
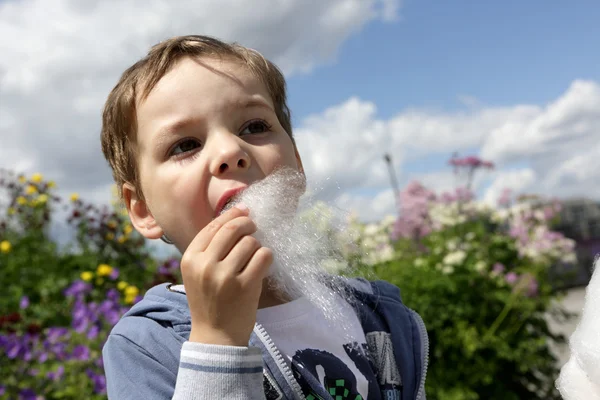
258, 279, 290, 309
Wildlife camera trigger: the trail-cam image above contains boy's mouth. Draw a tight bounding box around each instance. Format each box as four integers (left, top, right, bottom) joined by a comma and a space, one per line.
215, 186, 247, 216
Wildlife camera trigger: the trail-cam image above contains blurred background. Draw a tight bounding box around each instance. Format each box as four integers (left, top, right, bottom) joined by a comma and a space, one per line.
0, 1, 599, 399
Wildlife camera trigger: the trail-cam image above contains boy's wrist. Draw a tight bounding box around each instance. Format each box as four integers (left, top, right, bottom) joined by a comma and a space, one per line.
189, 326, 250, 347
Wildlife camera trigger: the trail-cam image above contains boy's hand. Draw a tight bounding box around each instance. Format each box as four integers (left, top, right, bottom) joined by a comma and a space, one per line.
181, 204, 273, 347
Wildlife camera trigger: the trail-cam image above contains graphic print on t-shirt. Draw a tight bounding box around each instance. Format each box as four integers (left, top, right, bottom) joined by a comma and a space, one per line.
291, 342, 378, 400
287, 336, 403, 400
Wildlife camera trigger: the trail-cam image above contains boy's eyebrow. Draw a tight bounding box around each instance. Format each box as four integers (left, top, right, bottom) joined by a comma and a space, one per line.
235, 96, 275, 113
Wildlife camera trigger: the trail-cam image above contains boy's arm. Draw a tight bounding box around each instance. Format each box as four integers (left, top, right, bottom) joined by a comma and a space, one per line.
174, 341, 265, 399
103, 333, 267, 400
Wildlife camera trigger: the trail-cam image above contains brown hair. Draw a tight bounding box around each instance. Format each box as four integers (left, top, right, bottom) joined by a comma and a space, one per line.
100, 35, 293, 201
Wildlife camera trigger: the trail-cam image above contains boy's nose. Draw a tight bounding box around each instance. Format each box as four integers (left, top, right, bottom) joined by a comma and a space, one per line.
209, 136, 251, 176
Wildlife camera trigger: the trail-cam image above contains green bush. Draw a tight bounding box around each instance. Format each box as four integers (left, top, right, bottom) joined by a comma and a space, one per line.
354, 178, 576, 400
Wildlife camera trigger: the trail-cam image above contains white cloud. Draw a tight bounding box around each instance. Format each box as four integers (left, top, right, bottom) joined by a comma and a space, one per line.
294, 80, 600, 220
0, 0, 400, 206
334, 189, 396, 222
482, 169, 537, 205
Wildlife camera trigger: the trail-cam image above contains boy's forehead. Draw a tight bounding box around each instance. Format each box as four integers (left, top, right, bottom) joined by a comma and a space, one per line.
138, 56, 272, 107
134, 56, 276, 143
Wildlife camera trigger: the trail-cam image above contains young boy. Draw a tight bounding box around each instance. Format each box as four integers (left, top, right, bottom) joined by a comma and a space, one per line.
101, 35, 428, 400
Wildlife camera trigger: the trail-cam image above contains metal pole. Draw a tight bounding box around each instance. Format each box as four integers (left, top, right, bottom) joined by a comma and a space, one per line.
384, 153, 401, 213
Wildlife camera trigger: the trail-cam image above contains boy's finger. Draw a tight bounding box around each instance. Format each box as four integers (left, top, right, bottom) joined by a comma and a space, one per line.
239, 247, 273, 284
221, 235, 262, 273
187, 205, 250, 254
206, 216, 257, 262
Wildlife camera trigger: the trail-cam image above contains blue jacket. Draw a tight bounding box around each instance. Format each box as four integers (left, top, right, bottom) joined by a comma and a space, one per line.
103, 279, 428, 399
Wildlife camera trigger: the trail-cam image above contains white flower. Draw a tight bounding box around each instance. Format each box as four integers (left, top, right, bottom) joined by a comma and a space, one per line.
442, 265, 455, 274
465, 232, 476, 241
321, 259, 348, 273
443, 251, 467, 266
474, 261, 487, 272
562, 253, 577, 264
491, 209, 509, 223
446, 240, 458, 251
414, 258, 425, 267
381, 215, 396, 228
364, 223, 379, 236
378, 245, 395, 263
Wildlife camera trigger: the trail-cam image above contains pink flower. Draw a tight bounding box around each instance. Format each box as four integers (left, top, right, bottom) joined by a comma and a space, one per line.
505, 272, 518, 285
492, 263, 505, 275
497, 188, 512, 207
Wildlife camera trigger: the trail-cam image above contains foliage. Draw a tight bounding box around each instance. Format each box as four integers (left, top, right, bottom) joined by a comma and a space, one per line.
0, 160, 581, 399
0, 169, 180, 399
354, 156, 577, 400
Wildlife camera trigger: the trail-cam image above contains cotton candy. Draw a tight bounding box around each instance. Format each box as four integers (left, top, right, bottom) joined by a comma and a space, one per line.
557, 258, 600, 399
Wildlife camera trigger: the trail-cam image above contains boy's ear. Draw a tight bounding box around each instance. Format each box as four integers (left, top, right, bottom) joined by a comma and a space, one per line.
122, 182, 163, 240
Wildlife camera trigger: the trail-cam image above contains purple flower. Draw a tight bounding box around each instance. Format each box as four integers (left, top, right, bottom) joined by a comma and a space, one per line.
0, 385, 5, 395
49, 342, 68, 361
47, 365, 64, 382
64, 280, 92, 297
18, 388, 37, 400
71, 344, 90, 361
46, 327, 70, 343
20, 296, 30, 309
109, 267, 120, 280
505, 272, 519, 285
106, 289, 120, 302
87, 369, 107, 394
37, 351, 48, 363
87, 324, 100, 340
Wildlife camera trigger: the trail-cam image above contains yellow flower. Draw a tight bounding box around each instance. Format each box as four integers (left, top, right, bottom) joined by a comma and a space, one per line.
124, 294, 136, 304
105, 233, 115, 241
107, 220, 118, 229
96, 264, 113, 277
70, 193, 79, 202
25, 185, 37, 195
124, 285, 139, 297
117, 236, 127, 244
47, 181, 56, 189
123, 224, 133, 235
117, 281, 128, 290
120, 208, 129, 217
18, 175, 26, 184
80, 271, 94, 281
31, 173, 43, 183
7, 207, 16, 215
17, 196, 27, 205
0, 241, 11, 254
37, 194, 49, 204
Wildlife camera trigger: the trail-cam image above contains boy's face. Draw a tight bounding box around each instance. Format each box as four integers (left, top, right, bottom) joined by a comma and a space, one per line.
124, 56, 303, 251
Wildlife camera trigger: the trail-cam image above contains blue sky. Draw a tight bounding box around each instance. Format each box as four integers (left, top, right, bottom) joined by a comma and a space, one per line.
289, 1, 600, 118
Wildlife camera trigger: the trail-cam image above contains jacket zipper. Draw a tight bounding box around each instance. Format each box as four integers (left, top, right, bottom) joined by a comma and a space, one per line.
411, 310, 429, 400
254, 323, 305, 400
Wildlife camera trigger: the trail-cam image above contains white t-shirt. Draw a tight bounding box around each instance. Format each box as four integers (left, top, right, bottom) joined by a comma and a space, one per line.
257, 295, 376, 399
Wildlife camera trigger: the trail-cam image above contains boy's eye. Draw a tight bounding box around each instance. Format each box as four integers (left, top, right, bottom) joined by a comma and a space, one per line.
240, 120, 271, 136
170, 139, 201, 156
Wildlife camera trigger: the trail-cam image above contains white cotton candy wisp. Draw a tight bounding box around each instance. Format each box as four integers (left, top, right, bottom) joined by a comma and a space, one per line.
220, 167, 361, 339
557, 257, 600, 400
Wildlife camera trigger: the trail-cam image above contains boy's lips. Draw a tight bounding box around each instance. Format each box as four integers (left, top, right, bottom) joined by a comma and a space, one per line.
215, 186, 248, 216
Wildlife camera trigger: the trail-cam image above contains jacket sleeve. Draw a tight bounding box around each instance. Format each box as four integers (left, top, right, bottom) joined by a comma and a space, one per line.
103, 334, 267, 400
